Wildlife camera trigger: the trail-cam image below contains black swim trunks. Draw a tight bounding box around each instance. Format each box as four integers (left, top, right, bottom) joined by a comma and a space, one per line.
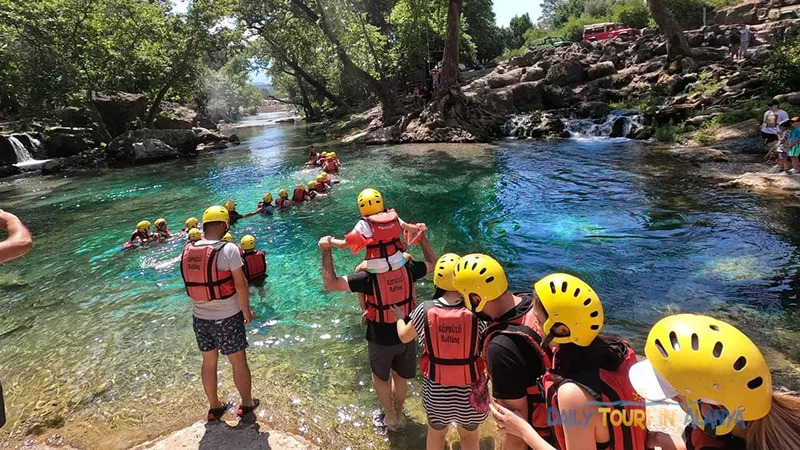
192, 311, 248, 355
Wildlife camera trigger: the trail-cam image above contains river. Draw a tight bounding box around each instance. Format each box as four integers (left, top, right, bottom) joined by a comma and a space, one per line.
1, 115, 799, 449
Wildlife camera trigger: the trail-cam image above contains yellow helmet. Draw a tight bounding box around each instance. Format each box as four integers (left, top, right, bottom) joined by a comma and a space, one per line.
434, 253, 461, 291
321, 152, 329, 157
278, 188, 288, 198
136, 220, 151, 232
240, 234, 256, 251
308, 181, 318, 189
534, 273, 603, 347
645, 314, 772, 434
452, 254, 508, 313
223, 200, 237, 212
320, 172, 328, 180
188, 228, 202, 242
154, 218, 167, 229
202, 205, 229, 226
316, 174, 326, 182
263, 192, 273, 204
185, 217, 198, 229
223, 232, 234, 243
330, 152, 337, 158
357, 188, 384, 216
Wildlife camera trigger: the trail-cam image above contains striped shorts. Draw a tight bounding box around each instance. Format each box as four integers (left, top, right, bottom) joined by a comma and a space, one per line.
422, 377, 489, 430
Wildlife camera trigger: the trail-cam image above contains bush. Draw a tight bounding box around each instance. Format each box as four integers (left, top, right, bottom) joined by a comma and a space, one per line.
609, 0, 651, 29
763, 35, 800, 95
663, 0, 706, 29
654, 124, 677, 142
558, 16, 600, 42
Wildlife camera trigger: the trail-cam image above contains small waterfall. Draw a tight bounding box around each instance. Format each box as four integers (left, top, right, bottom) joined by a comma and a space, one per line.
9, 136, 32, 162
502, 113, 561, 139
562, 110, 644, 139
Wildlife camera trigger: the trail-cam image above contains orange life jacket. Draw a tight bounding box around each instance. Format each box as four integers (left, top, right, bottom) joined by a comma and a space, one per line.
483, 300, 554, 441
683, 426, 745, 450
314, 183, 326, 193
323, 158, 338, 173
419, 301, 486, 386
241, 249, 267, 283
292, 188, 306, 202
276, 197, 290, 208
130, 230, 149, 242
364, 265, 415, 323
180, 241, 236, 301
540, 343, 647, 450
364, 209, 406, 262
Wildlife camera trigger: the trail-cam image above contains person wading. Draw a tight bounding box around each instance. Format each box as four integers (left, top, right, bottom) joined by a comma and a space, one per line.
180, 205, 258, 422
319, 233, 437, 428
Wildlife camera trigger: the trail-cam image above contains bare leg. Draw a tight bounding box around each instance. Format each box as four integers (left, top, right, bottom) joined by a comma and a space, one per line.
456, 426, 481, 450
426, 424, 449, 450
227, 350, 254, 406
391, 371, 409, 418
372, 372, 399, 426
201, 350, 224, 409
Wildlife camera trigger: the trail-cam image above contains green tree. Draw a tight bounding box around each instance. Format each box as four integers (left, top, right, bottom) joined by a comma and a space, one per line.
507, 13, 533, 49
462, 0, 503, 64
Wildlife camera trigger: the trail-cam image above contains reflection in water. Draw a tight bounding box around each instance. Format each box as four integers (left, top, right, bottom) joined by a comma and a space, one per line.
1, 128, 800, 448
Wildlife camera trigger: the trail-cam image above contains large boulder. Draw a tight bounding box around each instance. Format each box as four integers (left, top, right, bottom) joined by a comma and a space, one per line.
774, 92, 800, 105
712, 2, 759, 25
610, 117, 627, 138
57, 107, 93, 128
691, 47, 725, 63
43, 128, 92, 157
576, 101, 611, 119
130, 139, 179, 163
482, 89, 515, 115
192, 127, 228, 144
510, 82, 544, 111
107, 129, 198, 163
546, 58, 586, 86
521, 67, 546, 82
587, 61, 616, 80
0, 165, 21, 179
154, 102, 198, 130
542, 85, 573, 109
686, 32, 705, 47
41, 148, 108, 175
485, 68, 526, 89
0, 137, 17, 165
93, 92, 148, 138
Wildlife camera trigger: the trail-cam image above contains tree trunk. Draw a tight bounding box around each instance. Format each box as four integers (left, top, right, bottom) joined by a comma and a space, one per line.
647, 0, 691, 61
85, 90, 113, 143
144, 79, 174, 129
291, 0, 406, 123
295, 73, 317, 119
440, 0, 462, 92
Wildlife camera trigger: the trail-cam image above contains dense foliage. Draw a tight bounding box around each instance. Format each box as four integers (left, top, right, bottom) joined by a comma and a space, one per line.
763, 33, 800, 95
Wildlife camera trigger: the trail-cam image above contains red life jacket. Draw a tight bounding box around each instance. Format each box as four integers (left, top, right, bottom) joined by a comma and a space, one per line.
483, 300, 554, 441
180, 241, 236, 301
323, 178, 331, 186
419, 301, 486, 386
540, 343, 647, 450
323, 158, 338, 173
683, 426, 744, 450
364, 209, 406, 262
130, 230, 149, 242
292, 188, 306, 202
276, 197, 290, 208
364, 265, 415, 323
241, 249, 267, 282
314, 184, 326, 193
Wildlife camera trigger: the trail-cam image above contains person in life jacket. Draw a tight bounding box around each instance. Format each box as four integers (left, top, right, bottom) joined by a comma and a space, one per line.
329, 188, 427, 274
318, 172, 332, 187
275, 189, 292, 208
393, 253, 489, 450
451, 253, 555, 450
239, 234, 267, 299
243, 193, 275, 218
490, 273, 646, 450
224, 200, 243, 226
314, 175, 329, 193
322, 151, 340, 173
181, 217, 200, 234
629, 314, 800, 450
223, 232, 234, 243
318, 233, 437, 430
304, 145, 319, 166
179, 205, 258, 422
153, 218, 171, 240
292, 183, 310, 203
131, 220, 152, 243
317, 151, 329, 167
187, 227, 202, 245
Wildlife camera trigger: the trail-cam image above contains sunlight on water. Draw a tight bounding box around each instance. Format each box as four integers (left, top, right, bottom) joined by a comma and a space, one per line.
1, 125, 800, 448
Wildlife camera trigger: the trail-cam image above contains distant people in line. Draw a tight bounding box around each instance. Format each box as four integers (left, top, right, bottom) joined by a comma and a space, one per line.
244, 193, 275, 217
321, 152, 340, 174
304, 145, 320, 166
276, 189, 292, 208
292, 183, 311, 203
224, 200, 243, 227
761, 100, 789, 153
131, 220, 152, 244
180, 205, 257, 422
739, 24, 752, 60
240, 235, 267, 299
313, 176, 329, 193
306, 181, 319, 200
728, 28, 740, 60
182, 217, 199, 233
154, 218, 171, 240
0, 209, 33, 266
318, 233, 437, 429
393, 253, 488, 450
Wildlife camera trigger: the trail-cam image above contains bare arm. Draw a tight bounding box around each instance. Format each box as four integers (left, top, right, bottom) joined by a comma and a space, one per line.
231, 267, 252, 323
0, 211, 33, 264
320, 237, 352, 291
419, 236, 437, 273
559, 383, 604, 450
330, 237, 348, 249
400, 222, 420, 233
496, 397, 530, 450
241, 207, 262, 218
492, 403, 559, 450
391, 306, 418, 343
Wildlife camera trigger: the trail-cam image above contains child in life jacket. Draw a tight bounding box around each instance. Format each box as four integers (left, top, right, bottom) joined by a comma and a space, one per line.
131, 220, 152, 243
306, 181, 319, 199
240, 235, 267, 299
153, 218, 171, 240
321, 152, 340, 173
314, 175, 330, 193
275, 189, 292, 208
392, 253, 488, 450
292, 183, 310, 203
243, 193, 275, 218
490, 273, 646, 450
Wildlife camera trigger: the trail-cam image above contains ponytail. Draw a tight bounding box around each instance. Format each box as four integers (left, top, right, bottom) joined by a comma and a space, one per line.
554, 334, 628, 374
746, 392, 800, 450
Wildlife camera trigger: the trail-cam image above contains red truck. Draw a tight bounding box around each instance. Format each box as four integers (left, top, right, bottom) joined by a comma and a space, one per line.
583, 22, 637, 41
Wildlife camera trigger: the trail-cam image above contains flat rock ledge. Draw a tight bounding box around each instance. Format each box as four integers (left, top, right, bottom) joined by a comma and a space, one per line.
133, 421, 318, 450
720, 172, 800, 195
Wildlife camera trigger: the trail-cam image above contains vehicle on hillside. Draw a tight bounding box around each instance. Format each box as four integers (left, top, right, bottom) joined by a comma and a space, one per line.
530, 36, 572, 48
582, 22, 637, 41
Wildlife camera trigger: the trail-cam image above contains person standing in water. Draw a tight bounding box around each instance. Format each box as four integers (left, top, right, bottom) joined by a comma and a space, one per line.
153, 218, 171, 240
243, 193, 275, 217
180, 205, 258, 422
319, 234, 437, 429
0, 209, 32, 265
392, 253, 488, 450
130, 220, 152, 244
224, 200, 243, 226
240, 235, 267, 299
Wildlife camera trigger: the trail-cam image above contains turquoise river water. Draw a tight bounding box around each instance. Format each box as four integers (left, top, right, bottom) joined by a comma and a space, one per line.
1, 115, 800, 449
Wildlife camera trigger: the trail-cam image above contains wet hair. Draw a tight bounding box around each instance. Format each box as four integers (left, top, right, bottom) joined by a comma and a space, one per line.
746, 392, 800, 450
554, 334, 629, 375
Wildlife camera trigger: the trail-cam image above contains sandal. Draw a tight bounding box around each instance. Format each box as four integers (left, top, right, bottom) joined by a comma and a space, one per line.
207, 402, 232, 422
236, 398, 260, 418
